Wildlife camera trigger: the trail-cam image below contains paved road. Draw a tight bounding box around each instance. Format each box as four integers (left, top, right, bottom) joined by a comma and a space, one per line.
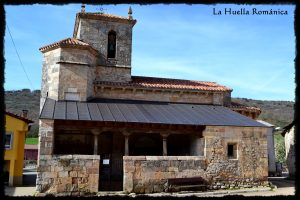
5, 187, 36, 196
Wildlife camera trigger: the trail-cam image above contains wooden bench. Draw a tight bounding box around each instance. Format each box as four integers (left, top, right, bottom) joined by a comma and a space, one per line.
167, 177, 208, 192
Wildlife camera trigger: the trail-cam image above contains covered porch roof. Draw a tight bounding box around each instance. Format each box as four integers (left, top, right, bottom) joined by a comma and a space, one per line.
40, 98, 266, 127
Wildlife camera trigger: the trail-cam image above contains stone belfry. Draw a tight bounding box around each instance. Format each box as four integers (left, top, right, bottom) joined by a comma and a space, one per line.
39, 6, 137, 107
73, 6, 137, 71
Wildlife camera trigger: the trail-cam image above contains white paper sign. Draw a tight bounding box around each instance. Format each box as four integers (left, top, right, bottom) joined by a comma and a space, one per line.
103, 159, 110, 165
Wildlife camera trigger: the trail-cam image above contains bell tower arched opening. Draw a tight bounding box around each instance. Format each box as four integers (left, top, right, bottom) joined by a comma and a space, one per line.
107, 31, 116, 58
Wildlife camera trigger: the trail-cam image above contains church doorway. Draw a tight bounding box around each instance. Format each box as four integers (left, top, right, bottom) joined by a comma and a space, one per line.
98, 132, 124, 191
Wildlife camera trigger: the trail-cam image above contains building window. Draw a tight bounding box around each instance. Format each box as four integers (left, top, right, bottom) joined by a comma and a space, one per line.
227, 143, 237, 159
5, 133, 13, 149
107, 31, 116, 58
65, 87, 80, 101
65, 92, 80, 101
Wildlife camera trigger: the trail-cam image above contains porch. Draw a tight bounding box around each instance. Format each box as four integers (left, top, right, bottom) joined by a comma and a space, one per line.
36, 98, 268, 194
52, 120, 206, 191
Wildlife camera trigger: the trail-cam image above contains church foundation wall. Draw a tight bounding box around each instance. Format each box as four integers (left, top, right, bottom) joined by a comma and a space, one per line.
36, 155, 100, 196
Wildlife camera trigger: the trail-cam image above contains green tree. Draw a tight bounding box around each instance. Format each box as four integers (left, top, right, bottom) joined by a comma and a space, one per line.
274, 133, 286, 163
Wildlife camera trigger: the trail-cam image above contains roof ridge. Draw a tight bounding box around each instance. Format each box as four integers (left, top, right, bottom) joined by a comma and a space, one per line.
95, 76, 232, 92
131, 75, 217, 84
5, 111, 34, 123
78, 12, 134, 21
39, 37, 97, 53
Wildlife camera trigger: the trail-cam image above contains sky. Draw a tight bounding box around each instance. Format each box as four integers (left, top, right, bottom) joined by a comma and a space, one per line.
4, 4, 295, 101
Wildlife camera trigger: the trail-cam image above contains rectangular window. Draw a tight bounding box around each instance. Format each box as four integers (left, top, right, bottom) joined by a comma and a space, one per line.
227, 143, 237, 159
65, 92, 80, 101
5, 133, 13, 149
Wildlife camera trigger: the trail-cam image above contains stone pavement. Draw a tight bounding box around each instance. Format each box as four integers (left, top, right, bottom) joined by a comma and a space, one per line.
5, 185, 294, 197
5, 178, 295, 197
5, 187, 36, 197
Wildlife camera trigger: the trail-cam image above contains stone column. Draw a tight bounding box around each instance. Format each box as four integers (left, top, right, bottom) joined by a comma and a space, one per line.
160, 133, 169, 156
91, 130, 100, 155
123, 131, 131, 156
195, 134, 204, 156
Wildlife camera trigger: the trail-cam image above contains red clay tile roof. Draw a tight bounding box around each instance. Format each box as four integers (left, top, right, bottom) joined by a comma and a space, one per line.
77, 12, 136, 23
95, 76, 232, 92
39, 38, 98, 53
80, 12, 131, 20
5, 111, 34, 123
25, 144, 38, 150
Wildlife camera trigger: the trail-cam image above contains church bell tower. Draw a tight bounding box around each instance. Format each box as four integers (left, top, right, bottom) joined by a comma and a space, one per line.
73, 6, 137, 82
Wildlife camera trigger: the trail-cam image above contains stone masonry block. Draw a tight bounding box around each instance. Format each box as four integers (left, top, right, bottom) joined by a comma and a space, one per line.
58, 171, 69, 178
69, 171, 78, 177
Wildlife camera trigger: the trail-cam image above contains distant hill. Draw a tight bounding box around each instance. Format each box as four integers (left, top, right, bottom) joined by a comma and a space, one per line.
5, 89, 40, 137
232, 97, 294, 128
4, 89, 294, 137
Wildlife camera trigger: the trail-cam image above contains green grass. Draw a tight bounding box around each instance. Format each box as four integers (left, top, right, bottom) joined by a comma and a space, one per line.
25, 137, 38, 145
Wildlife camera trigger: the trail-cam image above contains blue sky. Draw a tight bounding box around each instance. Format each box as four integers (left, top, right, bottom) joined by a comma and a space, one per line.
4, 4, 295, 101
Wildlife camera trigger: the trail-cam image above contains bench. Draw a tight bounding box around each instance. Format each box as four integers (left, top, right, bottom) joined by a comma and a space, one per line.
167, 177, 208, 192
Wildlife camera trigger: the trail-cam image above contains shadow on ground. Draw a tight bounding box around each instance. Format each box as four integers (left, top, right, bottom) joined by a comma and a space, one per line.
268, 177, 295, 188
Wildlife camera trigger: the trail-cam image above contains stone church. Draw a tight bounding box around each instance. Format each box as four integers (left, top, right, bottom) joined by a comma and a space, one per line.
36, 6, 270, 195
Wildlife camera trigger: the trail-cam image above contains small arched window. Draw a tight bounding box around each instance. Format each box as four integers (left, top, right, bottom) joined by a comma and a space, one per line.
107, 31, 116, 58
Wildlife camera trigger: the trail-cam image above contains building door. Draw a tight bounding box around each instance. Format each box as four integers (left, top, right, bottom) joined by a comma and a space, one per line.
99, 153, 111, 191
98, 133, 123, 191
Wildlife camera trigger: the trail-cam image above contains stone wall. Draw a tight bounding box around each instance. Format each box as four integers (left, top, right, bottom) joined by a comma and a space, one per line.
38, 119, 54, 157
36, 155, 100, 196
123, 156, 207, 193
40, 47, 97, 103
95, 65, 131, 82
37, 119, 100, 195
58, 48, 97, 101
76, 18, 134, 68
266, 127, 276, 174
58, 64, 89, 101
40, 48, 61, 110
204, 126, 268, 182
123, 126, 269, 193
95, 87, 225, 105
284, 126, 295, 177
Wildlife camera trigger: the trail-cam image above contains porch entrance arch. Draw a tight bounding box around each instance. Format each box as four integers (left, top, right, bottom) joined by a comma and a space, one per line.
130, 133, 162, 156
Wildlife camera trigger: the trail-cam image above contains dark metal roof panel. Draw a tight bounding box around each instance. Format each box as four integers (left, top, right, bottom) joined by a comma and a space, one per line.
77, 102, 91, 120
87, 103, 103, 121
165, 104, 192, 124
108, 104, 127, 122
144, 104, 172, 124
53, 101, 66, 119
66, 102, 78, 120
97, 103, 115, 122
117, 104, 139, 122
125, 103, 150, 123
40, 98, 55, 119
40, 98, 267, 127
170, 104, 197, 125
134, 104, 158, 123
155, 104, 183, 124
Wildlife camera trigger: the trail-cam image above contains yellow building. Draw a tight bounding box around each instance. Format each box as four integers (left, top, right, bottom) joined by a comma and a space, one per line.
4, 111, 33, 186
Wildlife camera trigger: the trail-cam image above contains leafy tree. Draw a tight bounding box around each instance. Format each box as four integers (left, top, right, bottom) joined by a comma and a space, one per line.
274, 133, 286, 164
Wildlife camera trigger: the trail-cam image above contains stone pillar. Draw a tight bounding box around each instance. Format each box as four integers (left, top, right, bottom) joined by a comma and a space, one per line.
160, 133, 169, 156
38, 119, 54, 157
123, 131, 131, 156
91, 130, 100, 155
191, 133, 204, 156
